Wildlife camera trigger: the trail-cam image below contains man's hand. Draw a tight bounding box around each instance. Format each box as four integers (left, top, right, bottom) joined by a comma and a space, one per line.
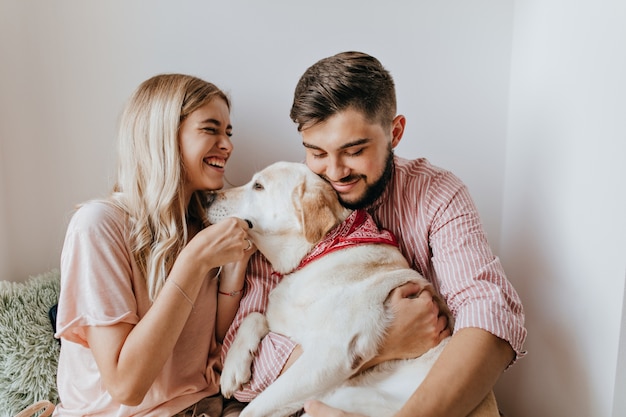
378, 282, 450, 362
304, 400, 365, 417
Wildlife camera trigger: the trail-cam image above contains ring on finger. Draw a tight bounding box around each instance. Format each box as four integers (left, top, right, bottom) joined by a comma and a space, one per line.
244, 238, 252, 251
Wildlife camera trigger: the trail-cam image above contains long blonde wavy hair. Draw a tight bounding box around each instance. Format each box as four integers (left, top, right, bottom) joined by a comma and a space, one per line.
110, 74, 230, 301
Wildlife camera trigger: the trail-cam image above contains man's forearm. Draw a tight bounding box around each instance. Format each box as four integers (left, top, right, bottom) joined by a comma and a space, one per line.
395, 328, 514, 417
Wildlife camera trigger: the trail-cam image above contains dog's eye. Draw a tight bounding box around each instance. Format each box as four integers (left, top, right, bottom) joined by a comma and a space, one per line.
253, 181, 264, 190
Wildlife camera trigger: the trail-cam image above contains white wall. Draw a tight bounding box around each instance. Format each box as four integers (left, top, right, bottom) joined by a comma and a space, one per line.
496, 1, 626, 416
5, 0, 626, 416
0, 144, 8, 280
0, 0, 513, 280
615, 280, 626, 417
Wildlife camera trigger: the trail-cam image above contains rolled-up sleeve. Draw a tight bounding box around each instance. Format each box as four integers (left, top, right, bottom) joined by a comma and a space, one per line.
424, 173, 527, 361
378, 158, 527, 363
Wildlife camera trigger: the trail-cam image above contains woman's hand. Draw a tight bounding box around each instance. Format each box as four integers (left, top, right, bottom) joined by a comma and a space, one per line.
183, 217, 253, 272
376, 282, 450, 363
304, 400, 365, 417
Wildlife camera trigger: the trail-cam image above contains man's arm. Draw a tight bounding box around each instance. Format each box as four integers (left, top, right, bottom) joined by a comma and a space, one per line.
304, 328, 513, 417
392, 172, 522, 416
396, 328, 513, 417
308, 168, 523, 415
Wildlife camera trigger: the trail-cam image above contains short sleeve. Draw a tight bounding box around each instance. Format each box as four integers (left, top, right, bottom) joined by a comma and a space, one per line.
55, 201, 140, 347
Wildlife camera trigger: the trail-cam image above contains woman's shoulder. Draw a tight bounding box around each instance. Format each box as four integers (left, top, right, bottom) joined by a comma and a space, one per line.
68, 199, 128, 233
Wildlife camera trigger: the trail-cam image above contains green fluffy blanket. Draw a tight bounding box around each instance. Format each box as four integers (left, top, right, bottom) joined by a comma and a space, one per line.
0, 270, 60, 417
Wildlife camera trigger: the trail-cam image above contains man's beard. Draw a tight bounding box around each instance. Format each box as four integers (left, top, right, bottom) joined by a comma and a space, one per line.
336, 148, 394, 210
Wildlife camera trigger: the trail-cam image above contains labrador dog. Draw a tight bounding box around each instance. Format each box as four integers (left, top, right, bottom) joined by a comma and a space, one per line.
206, 161, 498, 417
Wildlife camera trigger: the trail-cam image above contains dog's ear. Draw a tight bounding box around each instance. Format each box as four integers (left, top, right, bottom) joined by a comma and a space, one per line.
293, 181, 344, 244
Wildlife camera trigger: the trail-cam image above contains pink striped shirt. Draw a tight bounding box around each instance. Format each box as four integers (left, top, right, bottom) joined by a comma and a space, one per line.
221, 157, 527, 402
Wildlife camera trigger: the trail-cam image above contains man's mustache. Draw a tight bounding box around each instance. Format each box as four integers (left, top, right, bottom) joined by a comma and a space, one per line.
320, 174, 364, 184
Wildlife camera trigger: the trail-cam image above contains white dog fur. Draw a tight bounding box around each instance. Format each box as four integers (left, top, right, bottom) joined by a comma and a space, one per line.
207, 161, 497, 417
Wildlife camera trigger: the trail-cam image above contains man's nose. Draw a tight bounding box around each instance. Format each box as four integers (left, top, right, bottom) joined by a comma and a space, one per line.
325, 158, 350, 181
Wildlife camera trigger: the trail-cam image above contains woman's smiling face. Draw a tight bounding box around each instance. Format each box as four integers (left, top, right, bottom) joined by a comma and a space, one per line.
179, 97, 233, 201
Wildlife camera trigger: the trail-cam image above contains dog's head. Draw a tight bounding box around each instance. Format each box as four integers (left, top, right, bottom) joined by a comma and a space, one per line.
206, 161, 351, 272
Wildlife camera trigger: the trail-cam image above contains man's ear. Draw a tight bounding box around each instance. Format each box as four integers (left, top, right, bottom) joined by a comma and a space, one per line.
293, 182, 342, 244
390, 114, 406, 148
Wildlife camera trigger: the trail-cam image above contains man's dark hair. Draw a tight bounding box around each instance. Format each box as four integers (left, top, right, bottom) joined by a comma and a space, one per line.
290, 51, 397, 131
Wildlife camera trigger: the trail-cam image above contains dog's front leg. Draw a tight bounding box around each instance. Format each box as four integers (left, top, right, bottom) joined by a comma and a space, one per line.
240, 346, 359, 417
221, 312, 269, 398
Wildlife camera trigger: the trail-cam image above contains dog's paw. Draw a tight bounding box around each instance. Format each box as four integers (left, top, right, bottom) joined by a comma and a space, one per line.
221, 354, 253, 398
221, 312, 269, 398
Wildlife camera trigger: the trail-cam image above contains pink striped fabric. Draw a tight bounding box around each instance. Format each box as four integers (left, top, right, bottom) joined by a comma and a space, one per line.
220, 253, 292, 402
221, 156, 526, 402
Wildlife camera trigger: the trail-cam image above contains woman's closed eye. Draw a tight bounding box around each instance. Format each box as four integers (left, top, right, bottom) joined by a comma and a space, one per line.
203, 127, 233, 137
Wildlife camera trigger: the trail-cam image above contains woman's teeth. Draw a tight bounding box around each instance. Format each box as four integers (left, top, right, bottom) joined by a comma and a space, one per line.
205, 157, 224, 168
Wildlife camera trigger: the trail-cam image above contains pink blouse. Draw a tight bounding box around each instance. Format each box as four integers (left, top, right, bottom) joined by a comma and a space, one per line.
54, 201, 221, 417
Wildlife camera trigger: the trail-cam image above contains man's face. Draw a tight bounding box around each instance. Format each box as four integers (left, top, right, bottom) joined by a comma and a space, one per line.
301, 108, 403, 210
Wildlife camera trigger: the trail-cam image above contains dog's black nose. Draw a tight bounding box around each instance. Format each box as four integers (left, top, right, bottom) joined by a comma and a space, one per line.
244, 219, 253, 229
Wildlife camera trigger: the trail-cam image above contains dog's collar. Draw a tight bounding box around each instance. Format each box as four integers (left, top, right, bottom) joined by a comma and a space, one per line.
274, 210, 398, 277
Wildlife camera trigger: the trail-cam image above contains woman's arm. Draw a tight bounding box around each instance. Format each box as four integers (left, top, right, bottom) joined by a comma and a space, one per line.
216, 250, 254, 342
221, 254, 301, 402
85, 263, 202, 405
86, 217, 251, 406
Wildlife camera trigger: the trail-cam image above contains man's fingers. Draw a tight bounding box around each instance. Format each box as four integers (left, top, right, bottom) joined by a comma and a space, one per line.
389, 281, 422, 300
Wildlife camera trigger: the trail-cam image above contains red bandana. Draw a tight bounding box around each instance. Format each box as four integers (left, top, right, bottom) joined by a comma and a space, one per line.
274, 210, 398, 277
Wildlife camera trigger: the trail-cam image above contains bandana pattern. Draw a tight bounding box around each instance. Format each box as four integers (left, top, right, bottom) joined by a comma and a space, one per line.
275, 210, 398, 276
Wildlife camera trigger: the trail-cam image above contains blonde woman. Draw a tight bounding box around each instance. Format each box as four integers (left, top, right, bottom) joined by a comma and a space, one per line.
52, 74, 253, 416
